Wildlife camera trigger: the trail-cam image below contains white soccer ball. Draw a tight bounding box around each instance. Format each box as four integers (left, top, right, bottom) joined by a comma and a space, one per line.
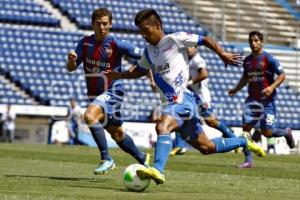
123, 164, 150, 192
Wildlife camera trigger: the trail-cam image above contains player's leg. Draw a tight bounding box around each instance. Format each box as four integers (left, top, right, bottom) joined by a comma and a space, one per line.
194, 95, 263, 156
106, 125, 150, 166
237, 100, 263, 168
84, 103, 114, 174
181, 118, 250, 155
137, 91, 196, 185
201, 106, 236, 138
186, 128, 265, 157
8, 129, 15, 143
170, 132, 187, 156
260, 101, 295, 148
237, 124, 254, 168
154, 114, 179, 170
137, 114, 178, 185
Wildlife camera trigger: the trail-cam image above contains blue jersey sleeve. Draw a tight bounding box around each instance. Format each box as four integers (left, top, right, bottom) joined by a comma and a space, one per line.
116, 39, 142, 59
269, 55, 284, 75
75, 38, 84, 66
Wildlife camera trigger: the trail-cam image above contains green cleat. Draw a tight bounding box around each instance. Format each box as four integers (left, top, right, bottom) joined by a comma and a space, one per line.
94, 159, 115, 175
143, 153, 151, 167
242, 132, 266, 157
136, 167, 165, 185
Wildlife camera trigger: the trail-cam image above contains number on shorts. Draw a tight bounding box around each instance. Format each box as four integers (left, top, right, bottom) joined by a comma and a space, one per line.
266, 114, 275, 125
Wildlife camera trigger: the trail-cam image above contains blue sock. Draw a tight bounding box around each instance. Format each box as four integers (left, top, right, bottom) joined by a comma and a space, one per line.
89, 123, 111, 161
174, 132, 186, 148
154, 134, 172, 173
243, 148, 253, 162
217, 121, 236, 138
212, 137, 246, 153
117, 134, 145, 164
271, 129, 288, 137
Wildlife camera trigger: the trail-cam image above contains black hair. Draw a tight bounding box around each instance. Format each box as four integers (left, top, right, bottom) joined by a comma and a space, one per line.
134, 8, 162, 27
249, 31, 264, 41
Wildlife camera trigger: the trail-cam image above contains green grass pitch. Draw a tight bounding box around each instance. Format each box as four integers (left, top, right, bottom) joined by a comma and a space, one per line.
0, 144, 299, 200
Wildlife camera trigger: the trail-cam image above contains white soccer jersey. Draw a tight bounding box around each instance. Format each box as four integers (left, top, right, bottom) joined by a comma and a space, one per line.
137, 32, 203, 103
189, 53, 211, 106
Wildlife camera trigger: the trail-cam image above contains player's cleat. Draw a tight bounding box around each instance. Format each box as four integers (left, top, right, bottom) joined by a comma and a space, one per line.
170, 147, 187, 156
237, 161, 253, 168
143, 153, 151, 167
284, 128, 295, 149
242, 131, 266, 157
136, 167, 165, 185
94, 159, 115, 175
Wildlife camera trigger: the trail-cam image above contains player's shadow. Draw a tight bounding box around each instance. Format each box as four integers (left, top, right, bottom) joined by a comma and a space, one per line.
4, 174, 109, 182
4, 174, 127, 191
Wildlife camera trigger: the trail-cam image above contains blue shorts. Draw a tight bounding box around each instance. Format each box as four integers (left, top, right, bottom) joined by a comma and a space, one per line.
242, 98, 277, 130
90, 90, 124, 127
162, 91, 204, 141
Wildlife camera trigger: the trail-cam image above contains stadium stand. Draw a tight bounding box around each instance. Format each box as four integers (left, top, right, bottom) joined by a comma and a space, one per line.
0, 0, 299, 129
174, 0, 300, 46
277, 0, 300, 21
0, 0, 59, 26
50, 0, 206, 34
0, 75, 35, 105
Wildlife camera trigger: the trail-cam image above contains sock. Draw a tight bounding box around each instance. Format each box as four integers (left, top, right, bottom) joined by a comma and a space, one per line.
211, 137, 247, 153
271, 129, 288, 137
216, 121, 236, 138
117, 134, 145, 164
154, 134, 172, 173
243, 148, 253, 162
89, 122, 111, 161
174, 132, 186, 148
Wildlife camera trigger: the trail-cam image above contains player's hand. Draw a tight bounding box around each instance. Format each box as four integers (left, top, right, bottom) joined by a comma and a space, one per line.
221, 52, 243, 68
262, 86, 274, 97
68, 51, 77, 61
104, 70, 121, 80
228, 89, 237, 96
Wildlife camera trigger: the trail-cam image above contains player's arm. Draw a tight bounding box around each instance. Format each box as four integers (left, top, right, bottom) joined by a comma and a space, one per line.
202, 36, 242, 67
105, 65, 149, 80
262, 73, 285, 97
106, 47, 150, 80
228, 73, 248, 96
118, 39, 142, 60
66, 51, 78, 72
188, 68, 208, 86
66, 39, 83, 72
262, 58, 286, 96
270, 73, 285, 90
147, 70, 158, 92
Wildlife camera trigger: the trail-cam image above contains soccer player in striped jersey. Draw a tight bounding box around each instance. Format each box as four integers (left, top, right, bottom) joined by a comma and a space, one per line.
66, 8, 149, 174
228, 31, 295, 168
106, 9, 265, 185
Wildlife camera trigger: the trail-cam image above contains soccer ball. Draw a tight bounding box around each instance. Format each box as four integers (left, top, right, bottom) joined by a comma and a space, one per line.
123, 164, 150, 192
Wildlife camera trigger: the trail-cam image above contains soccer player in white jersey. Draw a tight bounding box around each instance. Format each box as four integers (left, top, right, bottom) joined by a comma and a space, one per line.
106, 9, 265, 185
170, 46, 239, 156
